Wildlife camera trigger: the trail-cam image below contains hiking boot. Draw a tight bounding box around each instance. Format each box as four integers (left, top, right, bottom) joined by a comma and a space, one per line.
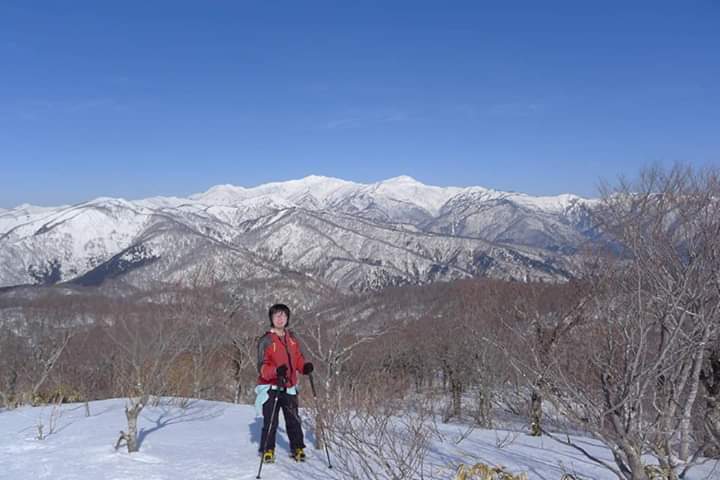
292, 447, 306, 462
262, 449, 275, 463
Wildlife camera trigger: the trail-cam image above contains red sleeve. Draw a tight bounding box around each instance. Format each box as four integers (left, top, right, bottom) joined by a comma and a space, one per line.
296, 348, 306, 374
292, 334, 306, 374
259, 338, 276, 383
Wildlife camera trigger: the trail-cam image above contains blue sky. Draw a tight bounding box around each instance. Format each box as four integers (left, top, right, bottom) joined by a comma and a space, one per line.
1, 1, 718, 207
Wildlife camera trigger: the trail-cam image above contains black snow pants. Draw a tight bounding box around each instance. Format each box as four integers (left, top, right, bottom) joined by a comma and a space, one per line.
259, 389, 305, 452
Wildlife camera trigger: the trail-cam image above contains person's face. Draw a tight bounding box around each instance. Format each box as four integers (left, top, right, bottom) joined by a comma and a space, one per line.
272, 311, 288, 329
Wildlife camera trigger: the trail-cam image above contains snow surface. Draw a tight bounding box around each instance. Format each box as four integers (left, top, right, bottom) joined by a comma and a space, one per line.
1, 398, 717, 480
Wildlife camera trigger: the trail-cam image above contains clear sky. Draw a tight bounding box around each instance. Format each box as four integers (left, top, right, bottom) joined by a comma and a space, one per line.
1, 1, 718, 207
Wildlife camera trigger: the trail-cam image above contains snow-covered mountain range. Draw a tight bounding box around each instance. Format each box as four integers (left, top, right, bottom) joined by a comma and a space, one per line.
0, 175, 599, 292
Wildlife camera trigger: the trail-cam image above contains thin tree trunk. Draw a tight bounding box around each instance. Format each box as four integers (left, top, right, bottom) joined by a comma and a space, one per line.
124, 398, 145, 453
679, 328, 710, 460
31, 333, 71, 404
476, 387, 493, 428
704, 404, 720, 457
233, 381, 242, 404
626, 449, 650, 480
530, 388, 542, 436
451, 377, 462, 419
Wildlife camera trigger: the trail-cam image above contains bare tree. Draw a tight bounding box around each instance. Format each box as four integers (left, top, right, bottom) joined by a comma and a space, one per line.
166, 283, 228, 401
225, 323, 258, 404
503, 282, 589, 436
107, 303, 191, 453
0, 296, 76, 407
533, 165, 720, 480
29, 330, 73, 404
300, 294, 388, 448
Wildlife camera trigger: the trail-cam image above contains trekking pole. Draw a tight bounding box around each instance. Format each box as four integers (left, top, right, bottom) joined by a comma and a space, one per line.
256, 377, 285, 479
308, 373, 332, 469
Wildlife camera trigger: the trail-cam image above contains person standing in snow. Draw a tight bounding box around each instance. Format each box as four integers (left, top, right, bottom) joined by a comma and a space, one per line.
255, 303, 314, 463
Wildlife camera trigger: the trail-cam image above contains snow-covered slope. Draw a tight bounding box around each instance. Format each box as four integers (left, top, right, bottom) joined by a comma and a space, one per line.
1, 398, 716, 480
0, 175, 597, 290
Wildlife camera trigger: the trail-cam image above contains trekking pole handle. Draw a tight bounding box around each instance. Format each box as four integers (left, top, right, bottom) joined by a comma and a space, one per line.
308, 372, 318, 397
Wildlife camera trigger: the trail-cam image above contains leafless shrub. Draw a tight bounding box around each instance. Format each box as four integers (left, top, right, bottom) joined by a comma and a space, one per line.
35, 399, 63, 440
317, 373, 436, 480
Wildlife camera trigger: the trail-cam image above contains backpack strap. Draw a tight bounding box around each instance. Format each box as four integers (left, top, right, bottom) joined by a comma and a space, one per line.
257, 332, 273, 374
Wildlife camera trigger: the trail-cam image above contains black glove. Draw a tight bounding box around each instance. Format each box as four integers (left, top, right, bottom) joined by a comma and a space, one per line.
302, 362, 314, 375
276, 365, 288, 379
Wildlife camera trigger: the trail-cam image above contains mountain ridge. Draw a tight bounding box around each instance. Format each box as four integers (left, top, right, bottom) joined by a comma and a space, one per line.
0, 175, 598, 291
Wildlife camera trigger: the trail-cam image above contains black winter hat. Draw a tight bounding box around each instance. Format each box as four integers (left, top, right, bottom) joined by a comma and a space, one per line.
268, 303, 291, 326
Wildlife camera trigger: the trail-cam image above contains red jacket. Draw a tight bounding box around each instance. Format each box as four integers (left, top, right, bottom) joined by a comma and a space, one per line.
257, 330, 307, 388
